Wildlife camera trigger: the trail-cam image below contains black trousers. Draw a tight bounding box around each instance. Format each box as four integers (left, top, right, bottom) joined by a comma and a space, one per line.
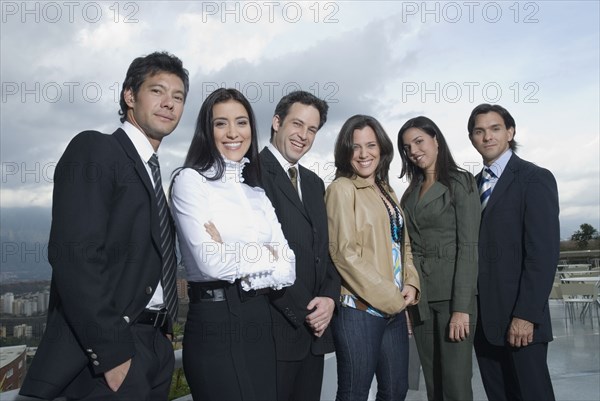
474, 318, 555, 401
77, 324, 174, 401
276, 353, 324, 401
183, 284, 276, 401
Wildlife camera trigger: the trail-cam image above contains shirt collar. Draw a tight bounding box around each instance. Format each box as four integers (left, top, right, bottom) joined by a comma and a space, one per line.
353, 177, 374, 189
267, 143, 301, 172
220, 156, 249, 183
122, 121, 156, 163
223, 156, 250, 167
485, 149, 512, 179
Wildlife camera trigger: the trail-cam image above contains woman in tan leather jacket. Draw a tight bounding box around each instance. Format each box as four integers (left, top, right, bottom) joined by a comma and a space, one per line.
325, 115, 420, 401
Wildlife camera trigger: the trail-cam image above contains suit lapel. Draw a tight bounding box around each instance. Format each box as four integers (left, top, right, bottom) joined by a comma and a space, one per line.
298, 165, 326, 284
483, 153, 518, 217
417, 181, 447, 208
262, 148, 310, 221
403, 184, 421, 234
113, 129, 162, 250
405, 181, 447, 237
298, 166, 318, 224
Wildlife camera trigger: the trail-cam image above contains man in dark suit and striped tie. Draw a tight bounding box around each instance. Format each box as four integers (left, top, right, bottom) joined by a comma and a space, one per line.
468, 104, 559, 401
20, 52, 188, 400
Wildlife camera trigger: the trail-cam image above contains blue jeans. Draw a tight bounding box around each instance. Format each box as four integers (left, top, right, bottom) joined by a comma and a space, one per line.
332, 306, 409, 401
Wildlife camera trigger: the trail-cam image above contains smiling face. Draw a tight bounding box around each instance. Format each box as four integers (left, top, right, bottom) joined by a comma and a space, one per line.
470, 111, 514, 165
124, 72, 185, 150
212, 100, 252, 162
272, 102, 320, 164
402, 127, 439, 173
351, 126, 381, 184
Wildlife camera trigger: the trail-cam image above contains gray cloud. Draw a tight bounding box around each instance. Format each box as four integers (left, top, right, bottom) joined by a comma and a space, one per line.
1, 1, 598, 239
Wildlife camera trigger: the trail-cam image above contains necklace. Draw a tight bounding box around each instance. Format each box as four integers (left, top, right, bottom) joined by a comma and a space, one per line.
376, 181, 402, 244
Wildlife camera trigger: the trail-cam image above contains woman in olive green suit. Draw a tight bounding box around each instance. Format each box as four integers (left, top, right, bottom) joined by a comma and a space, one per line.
398, 116, 480, 401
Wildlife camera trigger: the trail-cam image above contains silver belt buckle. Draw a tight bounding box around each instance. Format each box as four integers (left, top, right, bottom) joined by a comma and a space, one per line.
213, 288, 226, 301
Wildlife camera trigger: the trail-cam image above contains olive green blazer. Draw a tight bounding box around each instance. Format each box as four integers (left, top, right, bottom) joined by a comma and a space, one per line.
403, 171, 480, 322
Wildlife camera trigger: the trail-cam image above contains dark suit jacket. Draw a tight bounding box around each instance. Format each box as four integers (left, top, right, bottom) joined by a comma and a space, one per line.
404, 171, 480, 323
20, 129, 167, 399
259, 147, 340, 361
477, 153, 559, 346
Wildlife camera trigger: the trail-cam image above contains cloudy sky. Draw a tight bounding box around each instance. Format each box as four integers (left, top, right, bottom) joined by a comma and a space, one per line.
1, 0, 599, 239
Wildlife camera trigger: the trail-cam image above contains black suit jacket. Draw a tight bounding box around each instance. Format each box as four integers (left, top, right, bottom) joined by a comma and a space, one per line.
20, 129, 168, 399
259, 147, 340, 360
477, 153, 559, 346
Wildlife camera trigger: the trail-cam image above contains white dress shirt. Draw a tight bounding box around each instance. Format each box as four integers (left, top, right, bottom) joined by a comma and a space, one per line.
122, 121, 164, 309
171, 158, 295, 290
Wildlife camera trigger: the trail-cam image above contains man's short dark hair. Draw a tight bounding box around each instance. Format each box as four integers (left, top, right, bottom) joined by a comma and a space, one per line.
270, 90, 328, 141
467, 103, 518, 151
119, 51, 189, 123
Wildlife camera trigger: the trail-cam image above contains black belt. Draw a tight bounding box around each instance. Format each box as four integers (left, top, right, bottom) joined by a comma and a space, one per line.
188, 281, 270, 303
136, 308, 169, 329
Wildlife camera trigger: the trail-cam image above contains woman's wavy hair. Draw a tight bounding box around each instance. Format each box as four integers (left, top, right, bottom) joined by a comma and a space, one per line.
334, 115, 394, 185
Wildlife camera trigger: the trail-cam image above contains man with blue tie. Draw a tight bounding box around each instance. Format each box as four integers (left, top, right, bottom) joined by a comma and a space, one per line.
468, 104, 559, 401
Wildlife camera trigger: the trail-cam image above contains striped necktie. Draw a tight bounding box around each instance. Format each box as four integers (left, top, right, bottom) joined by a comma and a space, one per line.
148, 154, 178, 322
479, 167, 496, 210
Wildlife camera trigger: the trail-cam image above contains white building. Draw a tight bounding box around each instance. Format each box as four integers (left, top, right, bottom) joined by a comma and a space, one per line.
13, 324, 32, 339
2, 293, 14, 314
36, 291, 50, 313
12, 299, 24, 316
23, 300, 38, 316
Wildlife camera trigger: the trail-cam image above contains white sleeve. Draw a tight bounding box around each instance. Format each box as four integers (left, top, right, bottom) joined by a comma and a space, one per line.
240, 195, 296, 290
171, 169, 275, 282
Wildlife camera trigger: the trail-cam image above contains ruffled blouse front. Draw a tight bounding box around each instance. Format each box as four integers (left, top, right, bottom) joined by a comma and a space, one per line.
171, 158, 295, 290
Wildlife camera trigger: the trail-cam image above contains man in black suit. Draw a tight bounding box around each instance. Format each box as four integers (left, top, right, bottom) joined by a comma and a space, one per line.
19, 52, 189, 400
260, 91, 340, 401
468, 104, 559, 401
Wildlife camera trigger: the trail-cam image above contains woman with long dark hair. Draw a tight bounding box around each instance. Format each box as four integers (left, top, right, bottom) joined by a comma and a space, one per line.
398, 116, 479, 400
170, 88, 295, 400
325, 114, 420, 401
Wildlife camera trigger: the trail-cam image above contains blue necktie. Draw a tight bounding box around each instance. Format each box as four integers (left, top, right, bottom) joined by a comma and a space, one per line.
479, 167, 496, 210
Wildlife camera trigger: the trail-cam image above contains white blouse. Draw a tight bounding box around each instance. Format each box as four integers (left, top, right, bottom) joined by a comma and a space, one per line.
171, 158, 295, 290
